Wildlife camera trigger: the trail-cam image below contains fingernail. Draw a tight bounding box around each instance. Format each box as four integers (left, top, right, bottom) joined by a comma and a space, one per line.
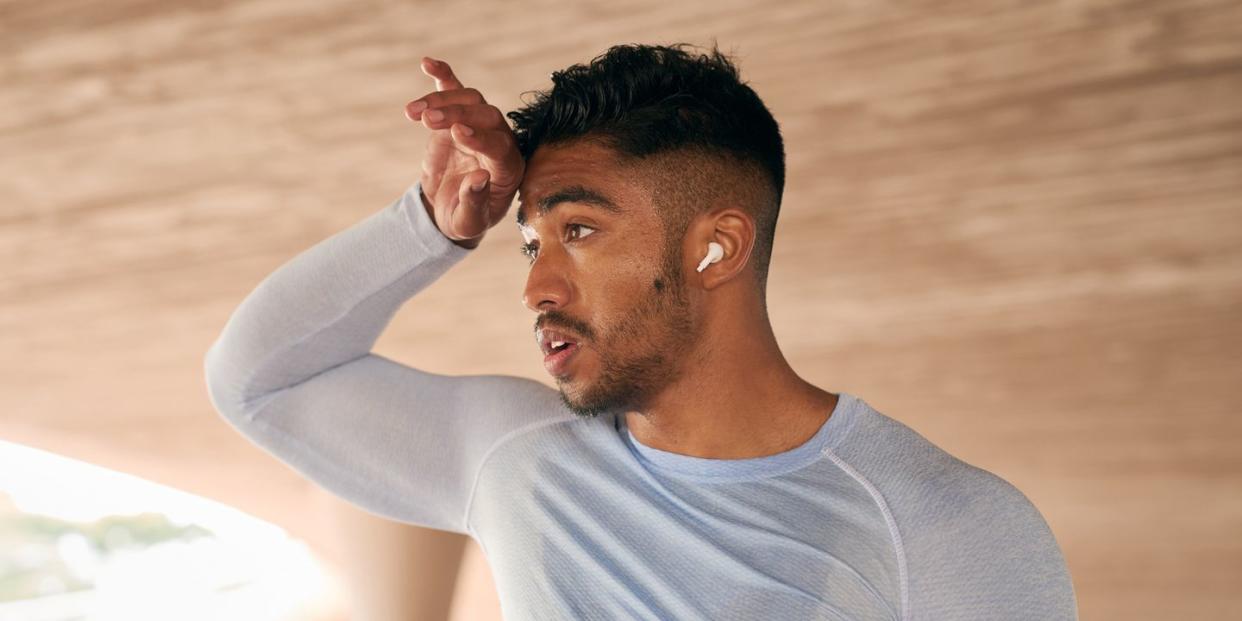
426, 109, 444, 122
471, 179, 487, 192
457, 124, 474, 136
408, 100, 427, 113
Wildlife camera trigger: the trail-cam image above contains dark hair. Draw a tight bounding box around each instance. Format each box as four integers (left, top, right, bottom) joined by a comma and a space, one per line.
507, 42, 785, 296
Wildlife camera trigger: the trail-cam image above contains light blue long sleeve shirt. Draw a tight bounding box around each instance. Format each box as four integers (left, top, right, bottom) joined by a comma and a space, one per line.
204, 181, 1078, 620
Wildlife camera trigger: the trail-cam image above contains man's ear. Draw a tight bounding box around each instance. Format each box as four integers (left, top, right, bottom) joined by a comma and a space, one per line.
686, 208, 756, 290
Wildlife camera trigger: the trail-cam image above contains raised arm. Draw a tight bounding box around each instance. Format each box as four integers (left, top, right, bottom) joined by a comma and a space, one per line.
202, 58, 559, 535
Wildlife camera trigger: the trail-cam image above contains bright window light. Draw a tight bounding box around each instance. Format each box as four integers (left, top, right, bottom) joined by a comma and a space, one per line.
0, 439, 344, 621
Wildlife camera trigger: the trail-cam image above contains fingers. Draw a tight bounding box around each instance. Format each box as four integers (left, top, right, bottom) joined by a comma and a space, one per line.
449, 124, 520, 170
421, 56, 465, 92
404, 91, 492, 129
405, 88, 487, 118
412, 102, 505, 132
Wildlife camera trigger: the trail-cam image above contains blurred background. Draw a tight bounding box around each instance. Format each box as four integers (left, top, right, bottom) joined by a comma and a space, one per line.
2, 0, 1240, 619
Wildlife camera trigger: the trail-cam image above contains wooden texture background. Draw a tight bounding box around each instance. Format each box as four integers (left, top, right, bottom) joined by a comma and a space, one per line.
2, 0, 1239, 618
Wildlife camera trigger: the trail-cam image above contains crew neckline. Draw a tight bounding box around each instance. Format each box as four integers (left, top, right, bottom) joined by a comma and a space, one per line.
615, 392, 858, 482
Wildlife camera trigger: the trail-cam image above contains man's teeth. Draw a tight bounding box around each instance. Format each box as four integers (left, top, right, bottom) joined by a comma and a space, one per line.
552, 341, 565, 349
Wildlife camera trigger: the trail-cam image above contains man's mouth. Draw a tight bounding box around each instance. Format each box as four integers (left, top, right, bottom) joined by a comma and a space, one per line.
537, 328, 583, 376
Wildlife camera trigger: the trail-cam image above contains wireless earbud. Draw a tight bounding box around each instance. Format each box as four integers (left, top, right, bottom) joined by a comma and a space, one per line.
696, 242, 724, 273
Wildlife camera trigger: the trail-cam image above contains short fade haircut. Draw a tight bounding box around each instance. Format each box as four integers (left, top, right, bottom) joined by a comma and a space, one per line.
506, 42, 786, 299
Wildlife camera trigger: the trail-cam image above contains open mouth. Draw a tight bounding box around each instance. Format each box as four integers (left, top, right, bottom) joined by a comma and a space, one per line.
538, 329, 582, 376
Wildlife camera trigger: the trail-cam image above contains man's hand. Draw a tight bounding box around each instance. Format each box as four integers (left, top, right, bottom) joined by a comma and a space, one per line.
405, 57, 524, 249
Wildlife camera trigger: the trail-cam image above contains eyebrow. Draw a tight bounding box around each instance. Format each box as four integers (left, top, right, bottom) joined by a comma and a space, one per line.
516, 185, 623, 226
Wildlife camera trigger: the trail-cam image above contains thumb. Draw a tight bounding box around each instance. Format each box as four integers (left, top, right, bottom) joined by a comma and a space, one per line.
452, 169, 492, 236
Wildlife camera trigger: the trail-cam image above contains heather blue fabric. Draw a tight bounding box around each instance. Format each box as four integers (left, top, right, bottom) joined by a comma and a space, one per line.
204, 182, 1078, 620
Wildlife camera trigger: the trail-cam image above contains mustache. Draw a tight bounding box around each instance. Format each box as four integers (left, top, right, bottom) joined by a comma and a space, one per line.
534, 310, 594, 341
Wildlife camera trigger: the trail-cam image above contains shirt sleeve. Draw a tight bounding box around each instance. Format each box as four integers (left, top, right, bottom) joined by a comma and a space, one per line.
832, 408, 1079, 621
202, 181, 570, 535
905, 463, 1080, 620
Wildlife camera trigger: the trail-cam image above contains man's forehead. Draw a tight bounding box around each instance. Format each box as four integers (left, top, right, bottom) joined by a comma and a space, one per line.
515, 175, 632, 228
514, 138, 667, 231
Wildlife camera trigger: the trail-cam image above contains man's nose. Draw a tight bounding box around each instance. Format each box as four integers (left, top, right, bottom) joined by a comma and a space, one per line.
522, 248, 572, 312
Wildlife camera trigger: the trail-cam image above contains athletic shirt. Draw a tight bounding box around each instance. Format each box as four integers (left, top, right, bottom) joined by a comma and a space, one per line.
204, 181, 1079, 620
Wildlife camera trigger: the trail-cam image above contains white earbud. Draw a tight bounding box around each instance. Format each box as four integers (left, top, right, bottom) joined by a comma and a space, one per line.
696, 242, 724, 273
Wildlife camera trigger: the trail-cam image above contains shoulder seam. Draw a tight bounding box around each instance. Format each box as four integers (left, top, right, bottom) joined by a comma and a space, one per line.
462, 414, 576, 535
822, 447, 911, 621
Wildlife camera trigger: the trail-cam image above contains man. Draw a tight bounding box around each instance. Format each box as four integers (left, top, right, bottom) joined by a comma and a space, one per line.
205, 43, 1077, 620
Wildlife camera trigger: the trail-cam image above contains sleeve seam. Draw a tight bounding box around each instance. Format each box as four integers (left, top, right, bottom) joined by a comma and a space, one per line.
462, 415, 575, 535
823, 447, 911, 621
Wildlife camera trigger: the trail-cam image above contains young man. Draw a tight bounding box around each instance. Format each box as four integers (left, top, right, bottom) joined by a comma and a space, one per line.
205, 44, 1077, 620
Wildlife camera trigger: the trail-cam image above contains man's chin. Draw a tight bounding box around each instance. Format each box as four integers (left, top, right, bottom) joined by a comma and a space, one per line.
556, 385, 616, 419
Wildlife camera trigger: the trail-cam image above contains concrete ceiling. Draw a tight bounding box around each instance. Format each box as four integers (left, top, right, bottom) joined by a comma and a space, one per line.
2, 0, 1240, 618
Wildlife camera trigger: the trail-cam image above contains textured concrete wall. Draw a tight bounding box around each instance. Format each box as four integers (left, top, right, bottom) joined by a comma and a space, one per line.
2, 1, 1239, 618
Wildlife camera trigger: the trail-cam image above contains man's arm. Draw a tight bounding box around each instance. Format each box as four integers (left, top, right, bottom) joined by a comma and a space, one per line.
905, 463, 1080, 620
203, 179, 565, 535
204, 57, 544, 535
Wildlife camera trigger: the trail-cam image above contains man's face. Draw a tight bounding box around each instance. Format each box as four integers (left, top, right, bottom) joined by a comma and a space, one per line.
516, 141, 700, 418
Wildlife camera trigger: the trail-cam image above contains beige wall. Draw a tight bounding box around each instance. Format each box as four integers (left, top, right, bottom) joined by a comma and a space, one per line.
2, 1, 1239, 619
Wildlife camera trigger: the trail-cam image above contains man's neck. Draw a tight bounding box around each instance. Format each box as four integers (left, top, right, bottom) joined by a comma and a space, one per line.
623, 319, 838, 460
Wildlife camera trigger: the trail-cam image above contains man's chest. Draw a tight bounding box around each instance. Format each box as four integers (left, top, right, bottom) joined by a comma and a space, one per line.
467, 450, 903, 621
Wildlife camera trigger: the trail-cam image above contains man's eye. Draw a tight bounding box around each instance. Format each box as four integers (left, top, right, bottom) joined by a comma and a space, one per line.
567, 223, 596, 241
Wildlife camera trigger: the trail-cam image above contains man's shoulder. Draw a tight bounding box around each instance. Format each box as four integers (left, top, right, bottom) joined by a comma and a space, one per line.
836, 395, 1042, 517
452, 372, 580, 433
830, 394, 1067, 564
833, 395, 1077, 618
387, 367, 581, 460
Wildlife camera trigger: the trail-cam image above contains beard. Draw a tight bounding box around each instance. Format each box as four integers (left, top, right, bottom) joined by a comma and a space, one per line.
556, 242, 698, 419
